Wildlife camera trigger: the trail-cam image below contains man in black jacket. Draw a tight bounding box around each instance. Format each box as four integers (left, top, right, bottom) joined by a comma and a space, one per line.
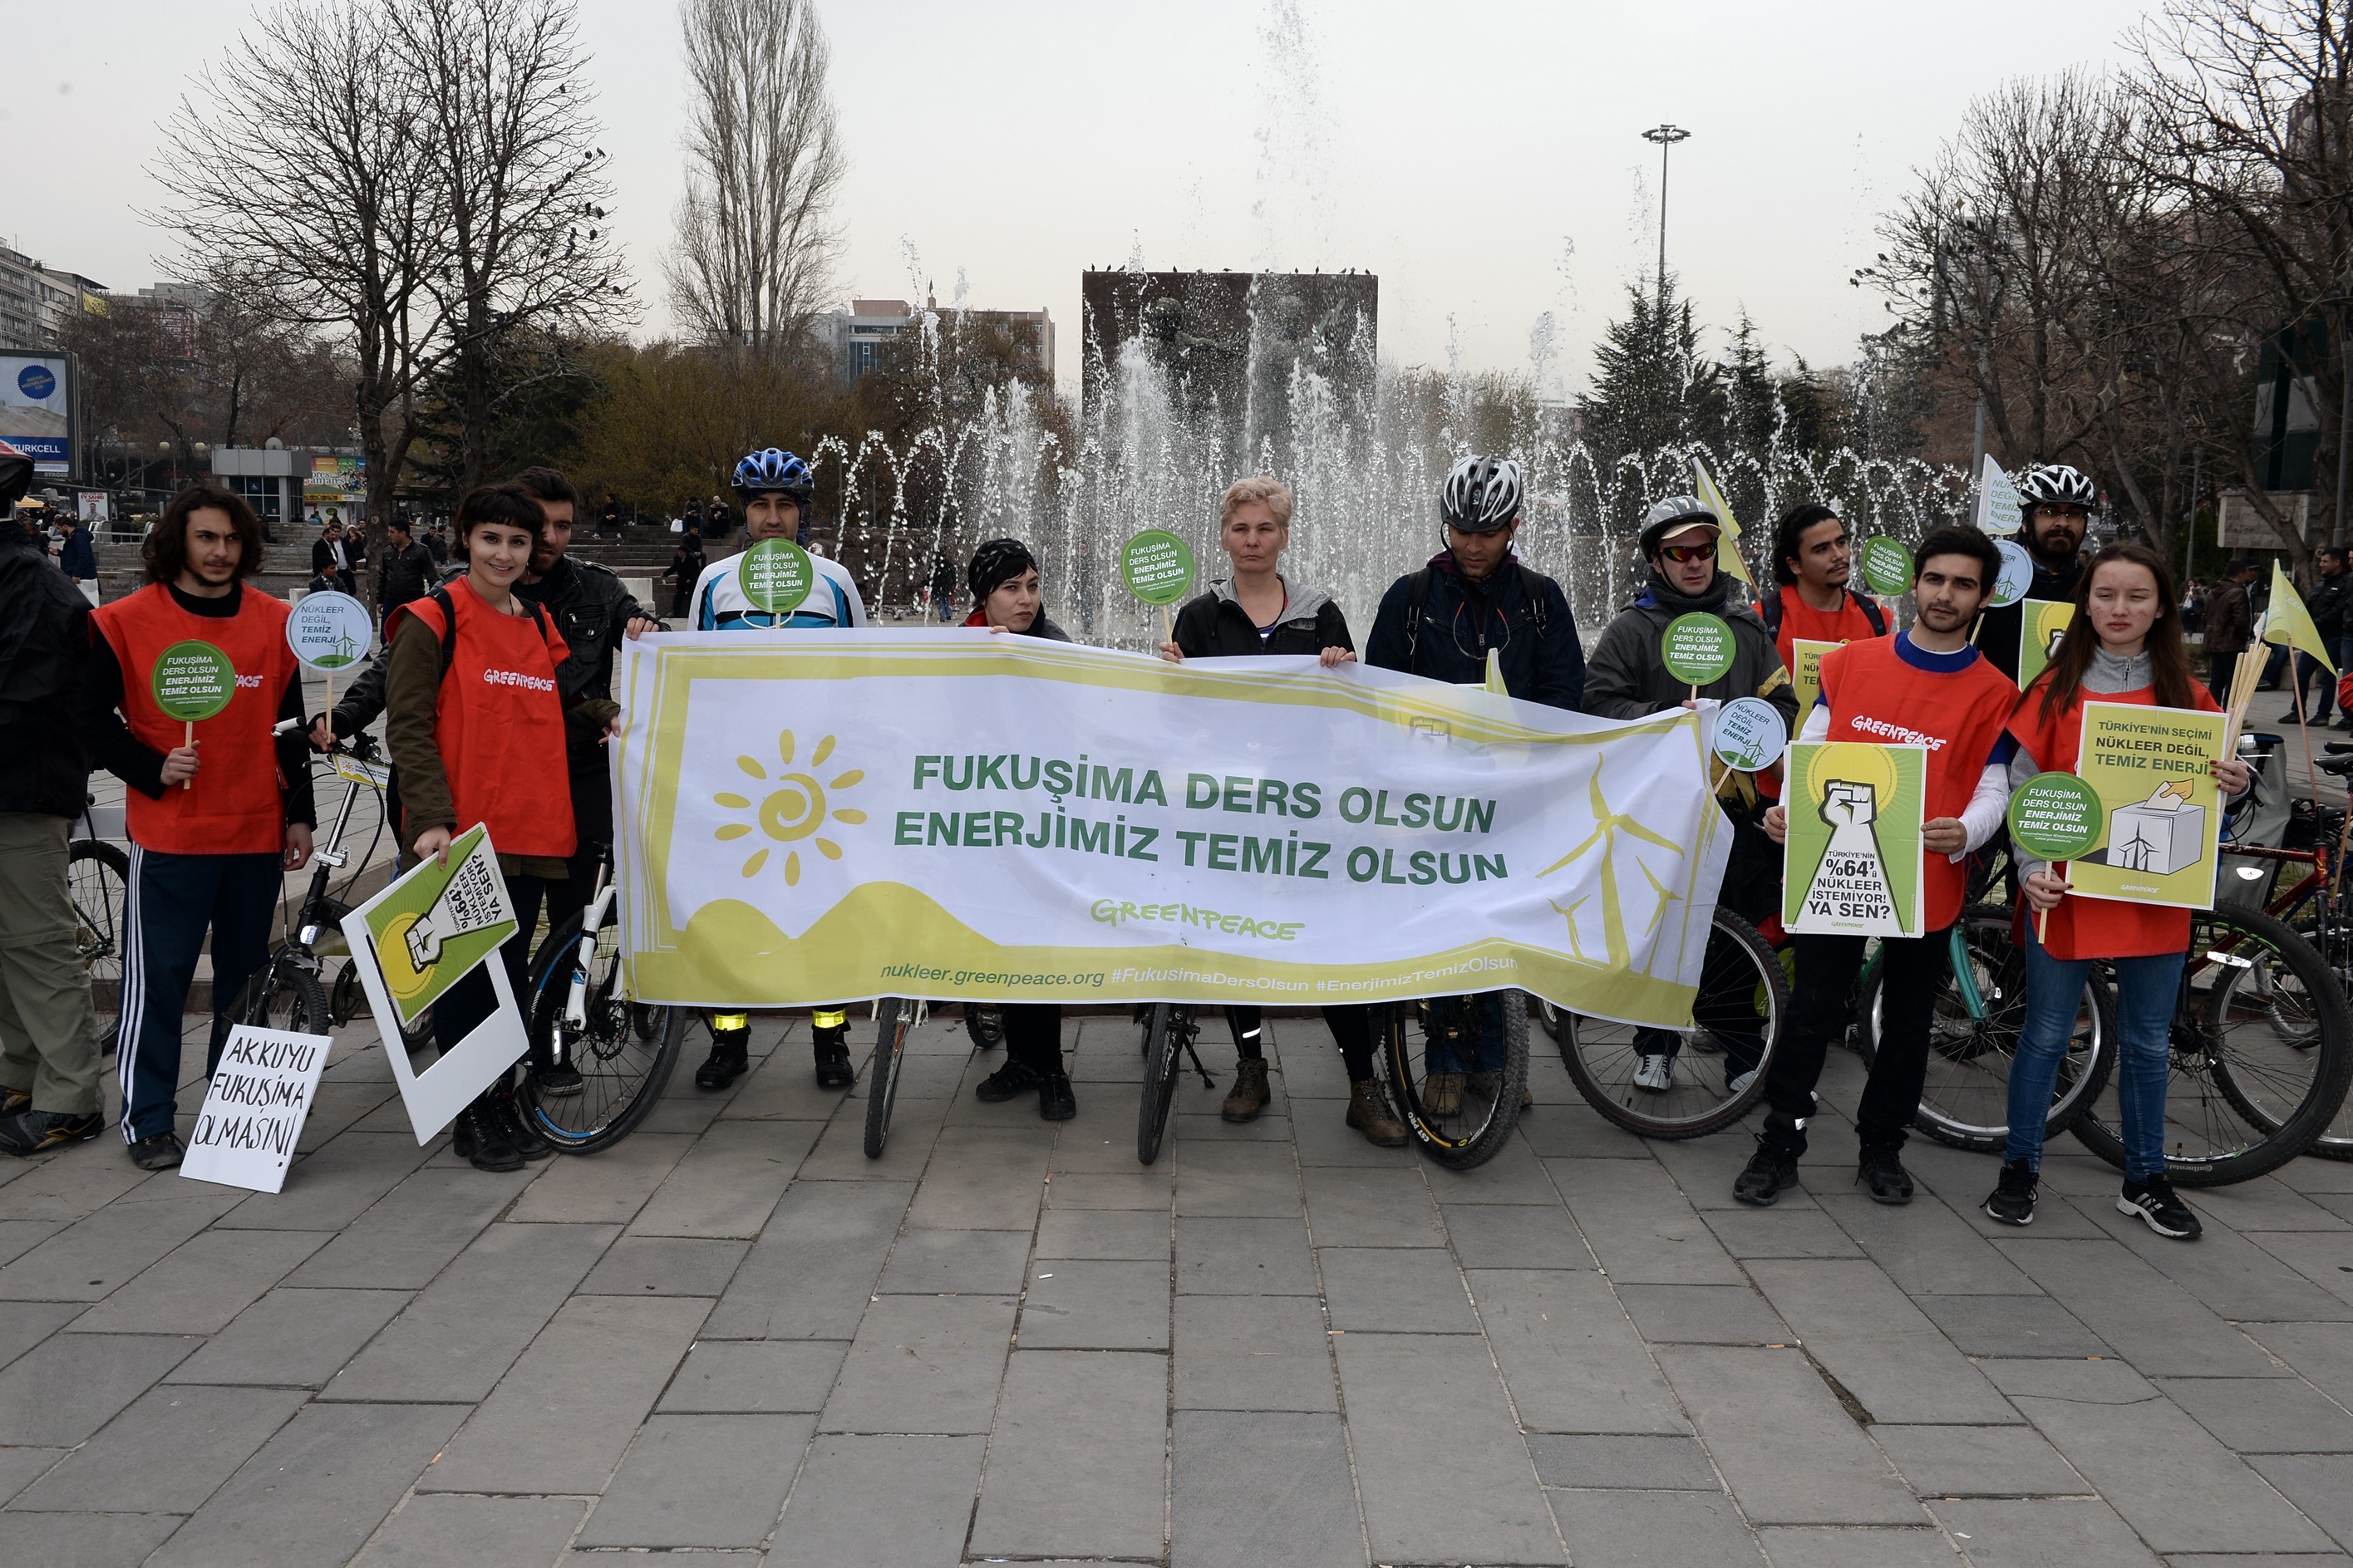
1976, 464, 2092, 683
0, 445, 106, 1153
1362, 455, 1584, 709
2283, 546, 2351, 725
376, 515, 436, 612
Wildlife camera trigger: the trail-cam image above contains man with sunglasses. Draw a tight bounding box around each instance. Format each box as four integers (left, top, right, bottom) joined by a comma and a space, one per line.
1976, 464, 2093, 684
1583, 496, 1799, 1092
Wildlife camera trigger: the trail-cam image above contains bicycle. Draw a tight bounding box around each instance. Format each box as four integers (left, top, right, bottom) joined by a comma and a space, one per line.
67, 802, 128, 1058
1854, 903, 2114, 1152
1136, 1003, 1218, 1165
1557, 907, 1787, 1139
515, 844, 686, 1153
864, 996, 927, 1158
1383, 990, 1531, 1168
233, 733, 395, 1037
2070, 901, 2353, 1186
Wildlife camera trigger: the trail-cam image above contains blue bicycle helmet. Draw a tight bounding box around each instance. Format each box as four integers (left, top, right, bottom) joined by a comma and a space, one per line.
731, 448, 815, 506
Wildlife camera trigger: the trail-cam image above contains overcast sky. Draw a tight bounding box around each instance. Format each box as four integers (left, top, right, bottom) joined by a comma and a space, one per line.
15, 0, 2155, 396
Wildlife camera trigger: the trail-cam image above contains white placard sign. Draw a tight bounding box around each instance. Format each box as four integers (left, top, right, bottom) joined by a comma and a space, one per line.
286, 589, 374, 672
339, 828, 530, 1143
1974, 455, 2023, 536
1990, 538, 2034, 607
179, 1025, 334, 1193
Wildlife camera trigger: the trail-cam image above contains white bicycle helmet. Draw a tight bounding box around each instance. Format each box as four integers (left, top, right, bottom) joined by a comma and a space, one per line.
1440, 455, 1524, 533
2018, 463, 2096, 509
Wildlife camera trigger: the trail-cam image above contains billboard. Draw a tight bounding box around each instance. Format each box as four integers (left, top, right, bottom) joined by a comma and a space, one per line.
304, 455, 363, 506
0, 354, 71, 474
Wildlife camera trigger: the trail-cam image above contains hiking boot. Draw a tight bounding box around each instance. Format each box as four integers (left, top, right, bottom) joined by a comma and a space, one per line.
493, 1086, 555, 1162
1633, 1053, 1673, 1092
0, 1109, 101, 1156
1423, 1072, 1464, 1116
1733, 1141, 1800, 1207
695, 1024, 750, 1090
127, 1131, 184, 1172
1222, 1057, 1270, 1123
2119, 1175, 2202, 1240
1037, 1070, 1076, 1122
1346, 1079, 1410, 1147
1856, 1146, 1914, 1205
975, 1059, 1041, 1103
450, 1102, 524, 1173
813, 1025, 854, 1090
1983, 1160, 2038, 1226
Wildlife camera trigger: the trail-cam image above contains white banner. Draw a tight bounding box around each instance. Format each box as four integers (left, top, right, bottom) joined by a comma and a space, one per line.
611, 632, 1735, 1028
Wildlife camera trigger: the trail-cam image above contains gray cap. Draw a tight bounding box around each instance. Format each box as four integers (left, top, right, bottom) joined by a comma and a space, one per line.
1639, 494, 1721, 555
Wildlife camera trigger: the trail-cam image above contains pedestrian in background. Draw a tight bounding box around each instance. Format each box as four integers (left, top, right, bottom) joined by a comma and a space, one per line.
58, 512, 97, 604
665, 537, 705, 619
377, 514, 436, 613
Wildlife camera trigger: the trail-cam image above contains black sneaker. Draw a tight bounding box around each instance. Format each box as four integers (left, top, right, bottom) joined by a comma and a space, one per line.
695, 1025, 750, 1091
1856, 1147, 1914, 1206
813, 1025, 854, 1090
127, 1132, 184, 1172
1733, 1142, 1800, 1207
0, 1089, 27, 1116
1037, 1071, 1076, 1122
1984, 1160, 2037, 1226
975, 1060, 1040, 1103
0, 1109, 101, 1156
2119, 1175, 2202, 1240
450, 1104, 524, 1173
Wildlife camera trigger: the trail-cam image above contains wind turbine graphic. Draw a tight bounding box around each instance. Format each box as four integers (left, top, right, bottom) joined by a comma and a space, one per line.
1538, 767, 1687, 971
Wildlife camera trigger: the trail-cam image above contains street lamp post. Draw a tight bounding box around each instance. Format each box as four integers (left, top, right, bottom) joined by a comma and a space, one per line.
1642, 124, 1691, 307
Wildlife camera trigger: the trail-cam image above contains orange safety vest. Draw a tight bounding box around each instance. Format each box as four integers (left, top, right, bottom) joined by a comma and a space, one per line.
390, 579, 577, 860
91, 583, 294, 855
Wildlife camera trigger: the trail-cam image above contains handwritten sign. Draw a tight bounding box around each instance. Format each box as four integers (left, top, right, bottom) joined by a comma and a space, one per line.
179, 1025, 332, 1193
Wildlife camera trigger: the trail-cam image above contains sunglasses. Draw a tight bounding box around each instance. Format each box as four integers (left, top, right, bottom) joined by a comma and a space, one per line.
1658, 541, 1717, 563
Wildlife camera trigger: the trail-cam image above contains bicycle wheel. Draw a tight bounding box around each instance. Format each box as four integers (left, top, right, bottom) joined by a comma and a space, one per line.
1381, 990, 1528, 1168
965, 1005, 1004, 1052
1528, 994, 1565, 1043
67, 838, 127, 1057
864, 997, 917, 1158
2273, 893, 2353, 1161
518, 910, 682, 1153
2074, 903, 2353, 1186
1135, 1004, 1185, 1165
234, 957, 330, 1036
1560, 909, 1784, 1139
1857, 905, 2114, 1152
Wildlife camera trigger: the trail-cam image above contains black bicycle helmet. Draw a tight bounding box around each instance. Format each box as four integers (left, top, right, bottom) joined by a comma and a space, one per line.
1440, 455, 1524, 533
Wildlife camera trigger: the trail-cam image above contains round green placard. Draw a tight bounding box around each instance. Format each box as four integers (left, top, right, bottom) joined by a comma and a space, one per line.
1859, 536, 1913, 597
152, 640, 238, 723
1120, 529, 1196, 607
2007, 771, 2105, 862
1661, 612, 1736, 686
737, 538, 815, 614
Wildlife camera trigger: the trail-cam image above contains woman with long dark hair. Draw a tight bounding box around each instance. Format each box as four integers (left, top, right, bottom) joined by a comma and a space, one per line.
1989, 541, 2249, 1239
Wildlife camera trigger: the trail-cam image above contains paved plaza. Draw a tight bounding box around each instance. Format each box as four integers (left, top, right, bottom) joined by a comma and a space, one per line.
4, 1009, 2353, 1566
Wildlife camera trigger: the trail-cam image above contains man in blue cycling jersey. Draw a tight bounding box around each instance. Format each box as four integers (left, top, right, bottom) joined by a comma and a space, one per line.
687, 449, 867, 1094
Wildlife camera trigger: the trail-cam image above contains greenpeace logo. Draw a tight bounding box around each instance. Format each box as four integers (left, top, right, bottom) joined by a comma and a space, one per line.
1848, 715, 1947, 751
234, 674, 263, 689
482, 669, 555, 692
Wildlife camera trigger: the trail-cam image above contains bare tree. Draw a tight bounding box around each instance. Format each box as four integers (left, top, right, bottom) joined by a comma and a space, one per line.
394, 0, 633, 492
666, 0, 846, 365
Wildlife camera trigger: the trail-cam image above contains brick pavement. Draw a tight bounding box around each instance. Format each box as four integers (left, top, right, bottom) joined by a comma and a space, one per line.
4, 1009, 2353, 1566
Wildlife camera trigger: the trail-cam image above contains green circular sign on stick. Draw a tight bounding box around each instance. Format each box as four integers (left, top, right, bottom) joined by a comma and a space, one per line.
1859, 537, 1912, 597
151, 640, 238, 723
1661, 612, 1736, 686
1120, 529, 1196, 607
1711, 696, 1789, 773
286, 590, 372, 671
2007, 771, 2105, 863
737, 538, 815, 614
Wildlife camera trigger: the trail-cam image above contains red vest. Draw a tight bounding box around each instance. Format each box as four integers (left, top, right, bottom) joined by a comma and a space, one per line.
1817, 636, 2017, 931
1773, 584, 1888, 675
2006, 675, 2223, 960
91, 583, 294, 855
390, 581, 577, 859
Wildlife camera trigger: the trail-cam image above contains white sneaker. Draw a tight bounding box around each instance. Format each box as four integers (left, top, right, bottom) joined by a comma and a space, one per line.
1633, 1054, 1673, 1092
1728, 1068, 1757, 1096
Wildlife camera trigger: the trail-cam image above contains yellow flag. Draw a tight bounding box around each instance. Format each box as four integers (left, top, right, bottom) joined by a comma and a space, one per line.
1484, 648, 1509, 696
2262, 560, 2339, 677
1691, 460, 1755, 587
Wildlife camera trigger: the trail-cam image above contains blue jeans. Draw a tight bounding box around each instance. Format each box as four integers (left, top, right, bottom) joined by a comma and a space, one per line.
2005, 930, 2183, 1180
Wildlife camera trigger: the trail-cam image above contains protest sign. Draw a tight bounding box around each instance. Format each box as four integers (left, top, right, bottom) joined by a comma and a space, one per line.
2016, 598, 2077, 688
610, 632, 1736, 1028
179, 1025, 333, 1193
1781, 740, 1927, 936
1860, 538, 1912, 597
339, 826, 529, 1141
286, 590, 372, 672
1661, 613, 1735, 687
1974, 454, 2024, 535
1790, 638, 1839, 715
1120, 530, 1195, 606
1989, 539, 2033, 608
737, 538, 815, 614
2067, 701, 2226, 909
1711, 696, 1789, 774
151, 640, 235, 723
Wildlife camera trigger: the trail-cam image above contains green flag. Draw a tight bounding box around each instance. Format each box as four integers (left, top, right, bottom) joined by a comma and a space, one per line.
2262, 560, 2340, 678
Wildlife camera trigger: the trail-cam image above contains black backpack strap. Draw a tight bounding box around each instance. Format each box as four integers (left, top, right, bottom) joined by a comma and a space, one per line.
1853, 588, 1888, 636
1403, 568, 1435, 661
1759, 585, 1784, 640
1518, 565, 1549, 633
429, 585, 458, 684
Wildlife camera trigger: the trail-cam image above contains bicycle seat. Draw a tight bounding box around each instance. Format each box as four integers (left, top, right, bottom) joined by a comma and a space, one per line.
2327, 742, 2353, 755
2318, 755, 2353, 777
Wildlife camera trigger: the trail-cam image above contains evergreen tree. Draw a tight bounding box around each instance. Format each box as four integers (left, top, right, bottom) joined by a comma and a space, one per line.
1575, 276, 1720, 522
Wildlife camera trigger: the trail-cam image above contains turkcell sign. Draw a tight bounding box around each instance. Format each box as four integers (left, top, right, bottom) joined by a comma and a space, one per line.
0, 354, 71, 473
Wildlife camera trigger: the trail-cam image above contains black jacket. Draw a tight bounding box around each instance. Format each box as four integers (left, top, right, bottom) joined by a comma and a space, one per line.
378, 540, 436, 610
1172, 580, 1353, 658
2306, 572, 2353, 641
1362, 551, 1584, 710
0, 521, 93, 818
1979, 553, 2084, 681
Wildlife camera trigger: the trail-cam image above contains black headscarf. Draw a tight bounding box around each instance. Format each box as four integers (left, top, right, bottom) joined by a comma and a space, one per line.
967, 538, 1037, 602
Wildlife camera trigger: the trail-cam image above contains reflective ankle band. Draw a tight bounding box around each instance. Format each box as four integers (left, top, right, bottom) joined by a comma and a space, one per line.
714, 1013, 749, 1030
814, 1009, 847, 1030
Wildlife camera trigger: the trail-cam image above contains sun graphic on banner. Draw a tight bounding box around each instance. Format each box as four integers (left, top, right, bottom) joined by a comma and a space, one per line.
711, 730, 868, 886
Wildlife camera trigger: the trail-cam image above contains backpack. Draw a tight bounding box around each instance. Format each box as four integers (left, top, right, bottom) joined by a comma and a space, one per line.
1402, 564, 1553, 663
423, 583, 556, 689
1758, 584, 1888, 642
